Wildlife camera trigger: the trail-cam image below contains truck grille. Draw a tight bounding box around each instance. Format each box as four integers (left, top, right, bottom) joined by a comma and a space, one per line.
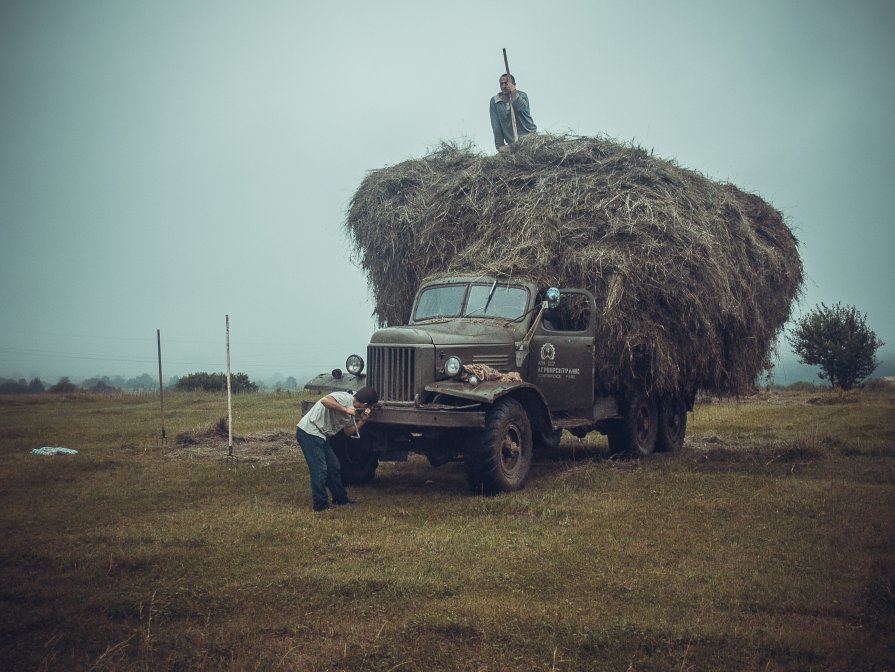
368, 346, 417, 402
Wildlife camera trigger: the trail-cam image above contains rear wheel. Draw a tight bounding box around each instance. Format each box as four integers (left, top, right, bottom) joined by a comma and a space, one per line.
607, 391, 658, 456
466, 398, 533, 495
329, 432, 379, 485
656, 395, 687, 452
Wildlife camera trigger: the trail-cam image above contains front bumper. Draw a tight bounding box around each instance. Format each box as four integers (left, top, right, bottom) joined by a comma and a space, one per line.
367, 403, 486, 429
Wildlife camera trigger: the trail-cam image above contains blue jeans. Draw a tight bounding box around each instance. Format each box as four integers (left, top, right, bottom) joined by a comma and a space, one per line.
295, 427, 348, 510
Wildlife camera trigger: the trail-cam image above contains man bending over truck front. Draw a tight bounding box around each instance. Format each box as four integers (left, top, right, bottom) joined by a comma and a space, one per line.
295, 386, 379, 512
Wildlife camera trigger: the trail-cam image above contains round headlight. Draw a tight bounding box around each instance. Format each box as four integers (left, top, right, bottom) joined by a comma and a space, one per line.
443, 355, 463, 377
346, 354, 365, 376
467, 374, 480, 387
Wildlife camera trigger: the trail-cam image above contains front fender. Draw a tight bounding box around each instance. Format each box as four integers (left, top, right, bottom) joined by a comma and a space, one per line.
424, 379, 543, 405
304, 372, 367, 394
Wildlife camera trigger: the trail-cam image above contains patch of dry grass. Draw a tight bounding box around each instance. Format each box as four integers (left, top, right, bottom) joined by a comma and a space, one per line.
0, 388, 892, 670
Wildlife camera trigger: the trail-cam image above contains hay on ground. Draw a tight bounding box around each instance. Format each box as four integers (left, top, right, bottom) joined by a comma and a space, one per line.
174, 417, 232, 446
345, 133, 802, 397
169, 420, 296, 464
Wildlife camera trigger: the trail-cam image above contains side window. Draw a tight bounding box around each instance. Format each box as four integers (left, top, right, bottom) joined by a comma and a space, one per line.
541, 292, 592, 332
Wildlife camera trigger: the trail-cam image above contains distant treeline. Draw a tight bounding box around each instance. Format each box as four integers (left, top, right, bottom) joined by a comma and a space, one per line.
0, 374, 166, 394
0, 372, 274, 394
0, 377, 53, 394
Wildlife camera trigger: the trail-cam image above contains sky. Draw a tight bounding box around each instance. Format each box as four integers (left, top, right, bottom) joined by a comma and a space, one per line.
1, 0, 893, 387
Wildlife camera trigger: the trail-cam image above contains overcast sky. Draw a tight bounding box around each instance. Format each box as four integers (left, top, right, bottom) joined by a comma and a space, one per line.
1, 0, 893, 386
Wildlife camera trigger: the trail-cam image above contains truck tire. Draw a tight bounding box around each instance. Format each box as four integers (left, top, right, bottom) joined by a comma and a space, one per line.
607, 391, 658, 456
656, 395, 687, 452
466, 397, 533, 494
329, 432, 379, 485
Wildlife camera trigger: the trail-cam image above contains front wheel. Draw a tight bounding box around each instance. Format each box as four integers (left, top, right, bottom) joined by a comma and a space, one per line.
466, 398, 533, 495
607, 391, 658, 456
329, 432, 379, 485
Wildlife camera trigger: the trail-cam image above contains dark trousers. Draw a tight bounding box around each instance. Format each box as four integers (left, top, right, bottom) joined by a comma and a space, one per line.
295, 426, 348, 510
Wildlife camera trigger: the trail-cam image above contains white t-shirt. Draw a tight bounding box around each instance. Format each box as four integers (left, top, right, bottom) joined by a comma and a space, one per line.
297, 391, 355, 439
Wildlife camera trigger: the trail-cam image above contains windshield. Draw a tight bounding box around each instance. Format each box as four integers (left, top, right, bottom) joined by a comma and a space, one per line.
413, 284, 467, 320
412, 283, 530, 322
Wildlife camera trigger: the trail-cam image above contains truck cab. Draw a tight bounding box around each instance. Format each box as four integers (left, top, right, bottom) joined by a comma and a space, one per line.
303, 274, 688, 494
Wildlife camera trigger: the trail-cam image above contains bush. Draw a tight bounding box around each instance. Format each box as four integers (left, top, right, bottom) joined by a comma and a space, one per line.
174, 372, 259, 393
48, 377, 79, 394
82, 377, 121, 393
787, 303, 884, 390
125, 373, 157, 390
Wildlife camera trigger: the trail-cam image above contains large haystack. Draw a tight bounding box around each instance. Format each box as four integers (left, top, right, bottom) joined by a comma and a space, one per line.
346, 133, 802, 396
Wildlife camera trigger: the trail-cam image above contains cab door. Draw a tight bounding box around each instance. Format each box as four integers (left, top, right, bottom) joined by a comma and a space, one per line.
527, 289, 595, 412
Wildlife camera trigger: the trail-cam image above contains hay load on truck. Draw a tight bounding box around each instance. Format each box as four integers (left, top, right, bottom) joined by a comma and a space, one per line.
303, 134, 803, 494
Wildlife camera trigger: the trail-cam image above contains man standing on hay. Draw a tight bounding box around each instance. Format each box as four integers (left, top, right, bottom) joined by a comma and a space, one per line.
295, 386, 379, 512
490, 73, 537, 152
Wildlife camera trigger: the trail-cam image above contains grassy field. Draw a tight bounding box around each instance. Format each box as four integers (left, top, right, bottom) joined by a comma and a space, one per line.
0, 388, 893, 671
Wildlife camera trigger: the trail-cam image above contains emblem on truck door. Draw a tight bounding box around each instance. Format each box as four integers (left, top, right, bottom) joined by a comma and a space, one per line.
540, 342, 556, 362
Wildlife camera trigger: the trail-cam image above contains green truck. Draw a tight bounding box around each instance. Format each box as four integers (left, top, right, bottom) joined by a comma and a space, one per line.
304, 274, 692, 494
